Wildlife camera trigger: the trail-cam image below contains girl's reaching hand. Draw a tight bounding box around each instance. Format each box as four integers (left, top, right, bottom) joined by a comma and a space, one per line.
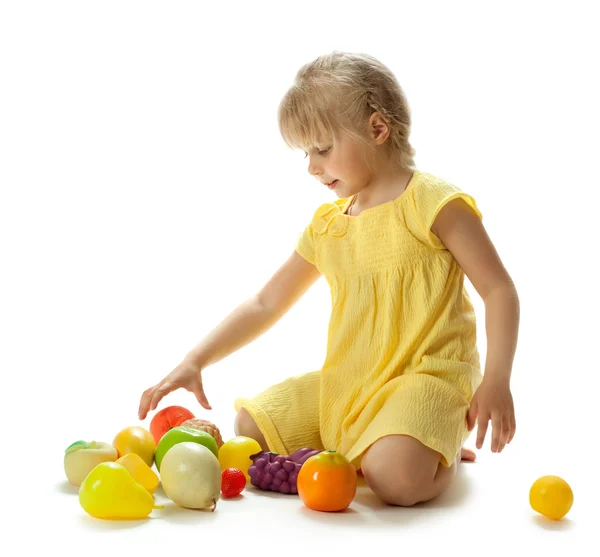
466, 377, 516, 453
138, 358, 212, 420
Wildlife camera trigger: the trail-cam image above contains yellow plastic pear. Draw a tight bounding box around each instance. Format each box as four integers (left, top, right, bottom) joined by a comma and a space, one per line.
116, 453, 160, 494
79, 461, 163, 519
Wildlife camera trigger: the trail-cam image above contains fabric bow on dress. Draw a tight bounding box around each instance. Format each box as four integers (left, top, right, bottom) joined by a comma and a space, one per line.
312, 203, 349, 237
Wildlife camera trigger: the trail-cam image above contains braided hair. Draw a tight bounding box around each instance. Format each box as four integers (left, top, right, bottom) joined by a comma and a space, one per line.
278, 51, 417, 172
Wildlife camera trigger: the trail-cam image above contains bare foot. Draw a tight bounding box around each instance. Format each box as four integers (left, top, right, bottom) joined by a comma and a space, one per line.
461, 447, 476, 462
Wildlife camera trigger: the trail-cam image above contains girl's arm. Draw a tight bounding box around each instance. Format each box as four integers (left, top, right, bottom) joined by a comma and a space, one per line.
432, 198, 519, 452
185, 251, 322, 369
139, 250, 321, 418
431, 197, 520, 383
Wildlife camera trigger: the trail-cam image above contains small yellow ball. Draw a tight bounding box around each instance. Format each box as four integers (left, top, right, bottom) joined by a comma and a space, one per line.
218, 436, 263, 481
529, 475, 574, 520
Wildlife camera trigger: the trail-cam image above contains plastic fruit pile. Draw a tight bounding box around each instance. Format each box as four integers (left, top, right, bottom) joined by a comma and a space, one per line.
63, 405, 575, 522
64, 405, 255, 520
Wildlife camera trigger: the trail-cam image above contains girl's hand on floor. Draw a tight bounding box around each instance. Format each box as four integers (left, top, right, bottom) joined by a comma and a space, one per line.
138, 358, 212, 420
466, 377, 516, 453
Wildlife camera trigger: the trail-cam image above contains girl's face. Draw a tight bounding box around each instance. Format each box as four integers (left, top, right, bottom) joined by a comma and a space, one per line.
304, 130, 375, 199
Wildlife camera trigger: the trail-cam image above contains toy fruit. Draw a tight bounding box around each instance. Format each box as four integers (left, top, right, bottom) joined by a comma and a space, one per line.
155, 425, 219, 472
218, 436, 263, 481
116, 452, 160, 494
79, 461, 163, 519
64, 440, 118, 486
529, 475, 574, 520
181, 417, 223, 448
297, 450, 357, 512
149, 405, 195, 444
160, 441, 221, 511
221, 468, 246, 498
113, 426, 156, 468
248, 447, 323, 494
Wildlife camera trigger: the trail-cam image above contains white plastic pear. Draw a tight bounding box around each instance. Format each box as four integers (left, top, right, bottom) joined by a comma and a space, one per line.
160, 441, 221, 511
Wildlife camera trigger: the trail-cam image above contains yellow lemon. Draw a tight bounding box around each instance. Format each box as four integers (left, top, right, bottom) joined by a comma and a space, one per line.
529, 475, 574, 520
218, 436, 262, 481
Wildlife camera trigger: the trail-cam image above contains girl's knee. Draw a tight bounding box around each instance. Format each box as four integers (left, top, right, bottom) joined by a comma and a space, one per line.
234, 408, 269, 451
362, 461, 424, 507
360, 434, 442, 507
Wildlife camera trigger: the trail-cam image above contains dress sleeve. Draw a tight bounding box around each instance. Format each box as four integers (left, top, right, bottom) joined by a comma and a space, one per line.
406, 176, 483, 250
295, 221, 316, 264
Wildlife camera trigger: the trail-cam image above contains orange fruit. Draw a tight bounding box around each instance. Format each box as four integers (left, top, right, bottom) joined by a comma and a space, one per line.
113, 426, 156, 468
149, 405, 195, 444
529, 475, 574, 520
297, 450, 357, 512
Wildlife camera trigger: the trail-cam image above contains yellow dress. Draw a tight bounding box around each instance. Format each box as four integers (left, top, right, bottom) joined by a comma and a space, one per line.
234, 169, 484, 469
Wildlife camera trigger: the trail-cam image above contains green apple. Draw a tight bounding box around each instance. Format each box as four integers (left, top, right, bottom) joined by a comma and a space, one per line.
155, 425, 218, 471
64, 440, 118, 486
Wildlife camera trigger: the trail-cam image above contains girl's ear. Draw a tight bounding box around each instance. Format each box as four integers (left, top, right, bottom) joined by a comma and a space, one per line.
369, 111, 391, 145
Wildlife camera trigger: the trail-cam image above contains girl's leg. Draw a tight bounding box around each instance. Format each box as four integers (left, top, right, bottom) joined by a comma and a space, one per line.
360, 434, 462, 507
234, 407, 269, 451
233, 370, 323, 456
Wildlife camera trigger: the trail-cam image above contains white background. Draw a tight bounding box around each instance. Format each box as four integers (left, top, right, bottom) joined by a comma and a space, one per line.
1, 0, 597, 554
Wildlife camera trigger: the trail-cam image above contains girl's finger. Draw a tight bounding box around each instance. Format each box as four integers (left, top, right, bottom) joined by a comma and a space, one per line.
466, 399, 479, 431
498, 415, 511, 452
508, 412, 517, 443
194, 385, 212, 410
476, 413, 489, 449
149, 382, 171, 412
139, 387, 155, 420
491, 412, 503, 452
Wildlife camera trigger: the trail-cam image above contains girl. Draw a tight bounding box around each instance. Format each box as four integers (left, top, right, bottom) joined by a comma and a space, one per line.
138, 51, 519, 507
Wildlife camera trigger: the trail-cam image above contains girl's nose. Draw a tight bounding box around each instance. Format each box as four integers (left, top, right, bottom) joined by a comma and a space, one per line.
308, 159, 322, 177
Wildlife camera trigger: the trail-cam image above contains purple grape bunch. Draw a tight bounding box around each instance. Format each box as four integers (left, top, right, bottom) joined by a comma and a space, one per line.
248, 447, 323, 494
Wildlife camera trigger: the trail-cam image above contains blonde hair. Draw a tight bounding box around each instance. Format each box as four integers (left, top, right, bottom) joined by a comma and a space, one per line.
278, 51, 417, 172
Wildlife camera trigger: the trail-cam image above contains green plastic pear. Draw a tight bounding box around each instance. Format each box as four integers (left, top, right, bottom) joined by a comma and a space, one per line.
79, 461, 163, 520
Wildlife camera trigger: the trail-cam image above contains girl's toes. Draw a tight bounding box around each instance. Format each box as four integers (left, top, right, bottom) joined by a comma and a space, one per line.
461, 447, 476, 462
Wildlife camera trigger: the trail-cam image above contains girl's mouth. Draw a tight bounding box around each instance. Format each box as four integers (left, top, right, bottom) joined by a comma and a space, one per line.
327, 180, 339, 189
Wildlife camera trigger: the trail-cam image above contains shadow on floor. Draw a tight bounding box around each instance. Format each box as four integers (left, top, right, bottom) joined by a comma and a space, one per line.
56, 481, 219, 528
247, 461, 477, 529
56, 461, 478, 530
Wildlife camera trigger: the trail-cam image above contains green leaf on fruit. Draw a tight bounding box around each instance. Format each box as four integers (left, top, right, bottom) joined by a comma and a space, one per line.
65, 440, 88, 454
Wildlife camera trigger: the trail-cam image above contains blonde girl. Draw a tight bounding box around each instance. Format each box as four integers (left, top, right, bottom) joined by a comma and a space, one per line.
138, 51, 519, 507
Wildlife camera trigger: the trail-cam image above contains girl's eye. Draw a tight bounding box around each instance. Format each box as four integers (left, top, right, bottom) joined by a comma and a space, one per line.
304, 148, 330, 158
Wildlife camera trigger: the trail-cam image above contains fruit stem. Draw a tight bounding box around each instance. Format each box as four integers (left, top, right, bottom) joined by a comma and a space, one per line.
153, 504, 164, 510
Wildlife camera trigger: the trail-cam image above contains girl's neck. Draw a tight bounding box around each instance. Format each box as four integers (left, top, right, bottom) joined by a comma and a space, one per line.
351, 165, 415, 215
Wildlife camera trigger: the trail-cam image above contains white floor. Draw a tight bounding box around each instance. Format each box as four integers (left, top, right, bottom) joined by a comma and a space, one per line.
32, 439, 589, 557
